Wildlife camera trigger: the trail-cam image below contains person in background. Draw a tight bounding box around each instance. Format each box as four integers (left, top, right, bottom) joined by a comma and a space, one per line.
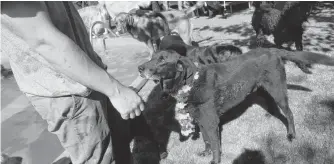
1, 1, 144, 164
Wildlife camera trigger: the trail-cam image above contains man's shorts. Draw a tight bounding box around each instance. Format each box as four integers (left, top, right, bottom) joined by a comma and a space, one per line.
26, 91, 114, 164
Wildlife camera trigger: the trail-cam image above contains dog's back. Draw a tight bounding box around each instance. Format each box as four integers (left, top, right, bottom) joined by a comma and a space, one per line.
192, 49, 283, 110
204, 48, 279, 77
189, 44, 242, 65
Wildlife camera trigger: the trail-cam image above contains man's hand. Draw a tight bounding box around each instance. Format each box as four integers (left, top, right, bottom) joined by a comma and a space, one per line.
109, 85, 145, 120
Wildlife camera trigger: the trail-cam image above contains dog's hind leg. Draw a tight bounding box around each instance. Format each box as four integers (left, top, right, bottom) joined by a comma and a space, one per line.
264, 88, 296, 141
260, 67, 296, 141
197, 107, 221, 164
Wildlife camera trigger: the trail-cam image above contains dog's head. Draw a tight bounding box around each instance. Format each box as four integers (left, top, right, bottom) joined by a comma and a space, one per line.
138, 50, 184, 81
139, 52, 196, 94
114, 12, 129, 34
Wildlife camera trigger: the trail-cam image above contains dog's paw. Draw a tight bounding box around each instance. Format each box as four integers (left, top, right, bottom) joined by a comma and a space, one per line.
160, 151, 168, 159
197, 150, 212, 157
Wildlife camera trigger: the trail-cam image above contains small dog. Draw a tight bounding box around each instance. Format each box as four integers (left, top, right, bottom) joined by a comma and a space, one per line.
141, 47, 334, 164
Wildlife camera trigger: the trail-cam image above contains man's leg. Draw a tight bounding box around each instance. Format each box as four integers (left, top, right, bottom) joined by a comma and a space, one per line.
26, 92, 114, 164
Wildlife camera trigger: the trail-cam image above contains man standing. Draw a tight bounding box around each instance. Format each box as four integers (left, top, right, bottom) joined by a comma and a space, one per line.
1, 2, 144, 164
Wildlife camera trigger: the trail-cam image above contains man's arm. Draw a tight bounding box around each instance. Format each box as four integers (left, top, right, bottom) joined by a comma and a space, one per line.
1, 2, 144, 119
2, 2, 124, 98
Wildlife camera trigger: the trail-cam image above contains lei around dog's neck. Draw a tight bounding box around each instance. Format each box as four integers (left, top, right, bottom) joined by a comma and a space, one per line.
171, 71, 199, 101
172, 71, 199, 136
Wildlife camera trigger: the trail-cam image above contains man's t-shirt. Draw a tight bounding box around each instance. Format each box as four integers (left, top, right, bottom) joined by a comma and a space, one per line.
1, 2, 107, 97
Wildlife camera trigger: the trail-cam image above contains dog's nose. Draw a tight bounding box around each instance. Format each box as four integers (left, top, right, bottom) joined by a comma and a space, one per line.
138, 65, 144, 73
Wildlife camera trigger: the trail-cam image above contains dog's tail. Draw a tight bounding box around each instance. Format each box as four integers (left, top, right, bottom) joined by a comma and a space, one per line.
274, 48, 334, 73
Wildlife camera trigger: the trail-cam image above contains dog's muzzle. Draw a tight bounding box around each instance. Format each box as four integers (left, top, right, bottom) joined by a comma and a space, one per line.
138, 65, 151, 78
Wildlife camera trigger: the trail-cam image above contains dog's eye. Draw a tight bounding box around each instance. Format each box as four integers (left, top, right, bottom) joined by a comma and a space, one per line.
159, 57, 165, 62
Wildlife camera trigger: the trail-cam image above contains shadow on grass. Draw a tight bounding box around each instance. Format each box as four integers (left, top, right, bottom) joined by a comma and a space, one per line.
303, 96, 334, 133
232, 149, 266, 164
254, 130, 334, 164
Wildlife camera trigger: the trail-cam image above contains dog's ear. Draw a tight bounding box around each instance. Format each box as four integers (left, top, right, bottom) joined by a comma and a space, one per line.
176, 58, 194, 71
176, 59, 186, 72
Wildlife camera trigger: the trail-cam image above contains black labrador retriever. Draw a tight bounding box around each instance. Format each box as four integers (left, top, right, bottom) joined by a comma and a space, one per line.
136, 34, 242, 158
140, 47, 334, 164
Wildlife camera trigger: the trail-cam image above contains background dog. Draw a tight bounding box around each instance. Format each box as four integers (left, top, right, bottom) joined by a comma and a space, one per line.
114, 2, 205, 57
114, 12, 170, 56
252, 1, 315, 50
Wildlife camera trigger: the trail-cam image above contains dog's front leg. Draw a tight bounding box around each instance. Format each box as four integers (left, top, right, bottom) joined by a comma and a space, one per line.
197, 124, 212, 157
199, 114, 221, 164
